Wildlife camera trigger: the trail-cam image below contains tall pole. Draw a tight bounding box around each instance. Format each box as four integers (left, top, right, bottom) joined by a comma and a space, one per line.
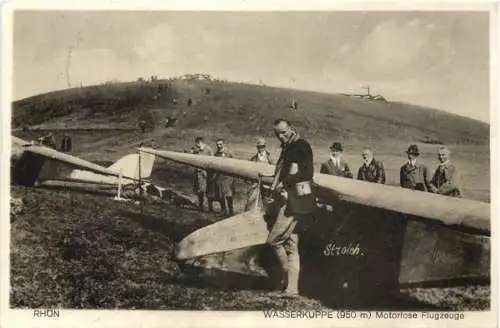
362, 85, 370, 96
65, 48, 72, 88
114, 169, 126, 202
117, 169, 123, 199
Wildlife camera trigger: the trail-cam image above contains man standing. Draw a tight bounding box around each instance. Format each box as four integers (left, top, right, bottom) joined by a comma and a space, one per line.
429, 147, 462, 197
138, 119, 147, 134
400, 144, 432, 191
247, 138, 274, 208
213, 138, 235, 217
320, 142, 353, 178
249, 138, 274, 164
44, 132, 57, 149
150, 138, 158, 149
263, 119, 316, 297
357, 148, 386, 184
60, 133, 72, 152
191, 137, 214, 212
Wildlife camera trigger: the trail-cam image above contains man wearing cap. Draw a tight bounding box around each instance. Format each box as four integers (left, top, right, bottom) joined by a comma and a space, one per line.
400, 144, 432, 192
191, 137, 214, 212
250, 138, 274, 164
357, 148, 386, 184
261, 118, 316, 297
429, 147, 462, 197
247, 138, 274, 209
320, 142, 353, 178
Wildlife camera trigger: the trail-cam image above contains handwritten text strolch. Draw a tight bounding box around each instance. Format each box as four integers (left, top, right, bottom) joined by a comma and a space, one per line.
323, 240, 364, 257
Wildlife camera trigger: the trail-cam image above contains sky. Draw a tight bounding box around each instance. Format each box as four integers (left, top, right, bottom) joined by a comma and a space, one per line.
13, 10, 490, 122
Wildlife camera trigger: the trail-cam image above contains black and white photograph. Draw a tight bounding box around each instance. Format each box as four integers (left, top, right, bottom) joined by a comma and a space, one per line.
1, 2, 497, 327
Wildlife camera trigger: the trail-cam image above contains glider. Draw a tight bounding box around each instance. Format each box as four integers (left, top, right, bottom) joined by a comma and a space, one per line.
139, 148, 490, 307
10, 136, 194, 205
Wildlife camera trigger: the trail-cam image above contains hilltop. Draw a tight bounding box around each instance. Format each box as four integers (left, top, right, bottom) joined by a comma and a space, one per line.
12, 77, 489, 147
12, 77, 490, 202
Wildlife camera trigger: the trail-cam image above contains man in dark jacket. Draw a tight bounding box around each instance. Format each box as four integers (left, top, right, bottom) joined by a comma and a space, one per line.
60, 133, 72, 152
400, 144, 432, 191
320, 142, 353, 178
263, 119, 316, 297
357, 148, 386, 184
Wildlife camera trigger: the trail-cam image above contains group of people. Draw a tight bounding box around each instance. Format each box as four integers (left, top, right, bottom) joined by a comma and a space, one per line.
191, 137, 236, 217
35, 132, 72, 153
190, 119, 462, 298
319, 141, 462, 197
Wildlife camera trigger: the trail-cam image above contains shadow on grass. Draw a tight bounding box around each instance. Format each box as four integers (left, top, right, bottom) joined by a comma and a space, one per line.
120, 206, 214, 244
118, 204, 449, 311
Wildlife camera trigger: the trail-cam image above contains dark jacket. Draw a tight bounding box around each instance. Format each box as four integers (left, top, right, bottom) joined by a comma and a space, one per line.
400, 162, 432, 191
275, 138, 314, 188
273, 135, 316, 215
320, 157, 353, 179
430, 162, 462, 197
60, 136, 72, 152
357, 159, 386, 184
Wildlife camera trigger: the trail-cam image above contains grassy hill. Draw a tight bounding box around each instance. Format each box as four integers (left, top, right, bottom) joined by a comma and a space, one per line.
12, 78, 491, 201
13, 78, 489, 146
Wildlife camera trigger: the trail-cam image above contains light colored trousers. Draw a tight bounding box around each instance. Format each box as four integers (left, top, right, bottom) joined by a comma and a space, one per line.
265, 198, 303, 293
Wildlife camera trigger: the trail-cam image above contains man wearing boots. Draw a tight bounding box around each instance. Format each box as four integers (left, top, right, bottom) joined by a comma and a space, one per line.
263, 119, 316, 297
213, 138, 235, 217
60, 133, 72, 152
191, 137, 214, 212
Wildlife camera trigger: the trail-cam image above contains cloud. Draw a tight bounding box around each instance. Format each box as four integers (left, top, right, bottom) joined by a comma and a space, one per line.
69, 49, 131, 85
335, 19, 457, 81
133, 23, 178, 63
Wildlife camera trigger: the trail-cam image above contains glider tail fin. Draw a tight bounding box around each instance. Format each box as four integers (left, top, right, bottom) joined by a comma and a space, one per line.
107, 151, 156, 182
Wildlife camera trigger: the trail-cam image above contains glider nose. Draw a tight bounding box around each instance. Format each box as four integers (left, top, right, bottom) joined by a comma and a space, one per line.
174, 240, 192, 260
174, 244, 183, 260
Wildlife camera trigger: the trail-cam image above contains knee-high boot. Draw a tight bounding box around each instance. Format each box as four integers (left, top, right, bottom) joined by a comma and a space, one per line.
226, 196, 234, 216
208, 198, 214, 212
284, 234, 300, 294
197, 193, 205, 212
219, 197, 227, 215
271, 245, 288, 290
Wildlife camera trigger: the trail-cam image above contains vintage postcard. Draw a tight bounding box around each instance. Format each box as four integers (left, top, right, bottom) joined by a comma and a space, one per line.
1, 0, 498, 327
